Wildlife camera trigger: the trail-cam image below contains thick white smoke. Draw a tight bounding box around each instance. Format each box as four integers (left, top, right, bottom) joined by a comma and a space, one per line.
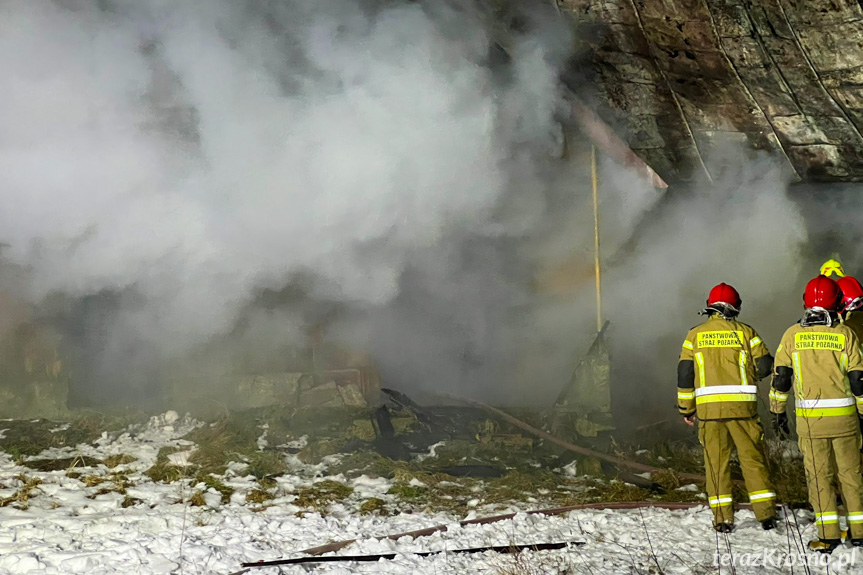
0, 0, 818, 418
0, 0, 574, 401
599, 150, 809, 423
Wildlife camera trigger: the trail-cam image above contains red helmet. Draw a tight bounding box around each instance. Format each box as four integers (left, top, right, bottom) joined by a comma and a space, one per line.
707, 283, 741, 310
804, 275, 842, 310
838, 276, 863, 311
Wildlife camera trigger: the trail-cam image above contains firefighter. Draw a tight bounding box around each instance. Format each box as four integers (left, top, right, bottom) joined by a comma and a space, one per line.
838, 276, 863, 341
770, 275, 863, 553
678, 283, 777, 532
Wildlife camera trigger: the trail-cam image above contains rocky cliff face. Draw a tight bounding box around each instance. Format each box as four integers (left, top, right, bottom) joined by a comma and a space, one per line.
559, 0, 863, 183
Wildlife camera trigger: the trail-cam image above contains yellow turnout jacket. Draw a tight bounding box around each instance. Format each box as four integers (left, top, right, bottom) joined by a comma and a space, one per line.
771, 321, 863, 438
678, 314, 772, 420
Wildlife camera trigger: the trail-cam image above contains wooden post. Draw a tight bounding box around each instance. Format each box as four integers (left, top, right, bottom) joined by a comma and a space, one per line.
591, 146, 602, 333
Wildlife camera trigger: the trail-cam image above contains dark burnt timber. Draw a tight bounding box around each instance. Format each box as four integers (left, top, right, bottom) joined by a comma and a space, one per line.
559, 0, 863, 183
239, 541, 583, 569
230, 500, 755, 573
444, 393, 711, 484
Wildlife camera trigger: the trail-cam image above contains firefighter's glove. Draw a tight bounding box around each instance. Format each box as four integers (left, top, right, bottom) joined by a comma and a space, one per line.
772, 412, 790, 439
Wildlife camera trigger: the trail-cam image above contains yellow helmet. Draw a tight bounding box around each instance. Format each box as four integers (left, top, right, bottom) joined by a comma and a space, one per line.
820, 259, 846, 278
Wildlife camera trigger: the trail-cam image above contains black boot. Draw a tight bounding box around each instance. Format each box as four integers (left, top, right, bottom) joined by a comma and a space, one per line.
808, 538, 841, 554
714, 523, 734, 533
851, 538, 863, 547
761, 517, 777, 531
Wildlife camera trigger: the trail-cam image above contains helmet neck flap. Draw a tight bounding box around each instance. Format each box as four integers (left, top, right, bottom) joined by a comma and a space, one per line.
700, 303, 740, 320
801, 307, 839, 328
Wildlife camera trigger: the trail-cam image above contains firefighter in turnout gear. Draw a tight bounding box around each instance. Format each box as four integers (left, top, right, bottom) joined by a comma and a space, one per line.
678, 283, 778, 533
838, 276, 863, 341
771, 275, 863, 553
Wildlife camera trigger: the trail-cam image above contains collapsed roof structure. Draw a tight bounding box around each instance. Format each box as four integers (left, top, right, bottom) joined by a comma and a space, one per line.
559, 0, 863, 183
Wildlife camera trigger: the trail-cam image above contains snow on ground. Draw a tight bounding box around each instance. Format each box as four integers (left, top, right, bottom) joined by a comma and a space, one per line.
0, 413, 859, 574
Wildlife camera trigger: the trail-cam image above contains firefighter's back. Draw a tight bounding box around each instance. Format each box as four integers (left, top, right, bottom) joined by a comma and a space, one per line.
776, 321, 860, 438
683, 315, 765, 420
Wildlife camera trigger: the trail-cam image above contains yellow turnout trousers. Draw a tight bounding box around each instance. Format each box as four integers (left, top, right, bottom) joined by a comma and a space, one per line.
798, 432, 863, 540
698, 418, 776, 525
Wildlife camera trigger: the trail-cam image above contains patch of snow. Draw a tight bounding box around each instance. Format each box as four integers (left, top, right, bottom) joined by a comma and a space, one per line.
226, 461, 249, 476
350, 475, 392, 500
415, 441, 445, 462
167, 449, 196, 467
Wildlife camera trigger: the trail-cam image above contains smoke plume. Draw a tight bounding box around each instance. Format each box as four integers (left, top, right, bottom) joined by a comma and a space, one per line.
0, 0, 827, 424
0, 0, 576, 403
598, 150, 810, 424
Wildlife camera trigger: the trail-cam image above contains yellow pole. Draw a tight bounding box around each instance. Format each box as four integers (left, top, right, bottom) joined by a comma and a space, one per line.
591, 146, 602, 332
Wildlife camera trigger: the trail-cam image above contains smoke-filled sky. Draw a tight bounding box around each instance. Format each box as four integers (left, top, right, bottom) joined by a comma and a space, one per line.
0, 0, 830, 417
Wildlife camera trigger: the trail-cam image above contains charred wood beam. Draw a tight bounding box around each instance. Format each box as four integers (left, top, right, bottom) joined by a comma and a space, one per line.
255, 500, 753, 565
566, 95, 669, 189
240, 541, 583, 569
445, 393, 708, 483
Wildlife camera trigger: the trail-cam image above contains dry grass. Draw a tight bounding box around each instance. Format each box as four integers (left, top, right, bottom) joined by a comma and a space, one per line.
26, 455, 102, 472
188, 490, 207, 507
103, 454, 137, 469
0, 414, 143, 459
196, 474, 235, 504
359, 497, 388, 515
598, 480, 651, 502
144, 447, 189, 483
650, 468, 681, 491
0, 475, 43, 509
763, 439, 808, 506
185, 419, 259, 475
293, 480, 353, 512
245, 451, 288, 480
83, 474, 109, 487
87, 472, 132, 499
387, 482, 427, 499
246, 488, 275, 505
